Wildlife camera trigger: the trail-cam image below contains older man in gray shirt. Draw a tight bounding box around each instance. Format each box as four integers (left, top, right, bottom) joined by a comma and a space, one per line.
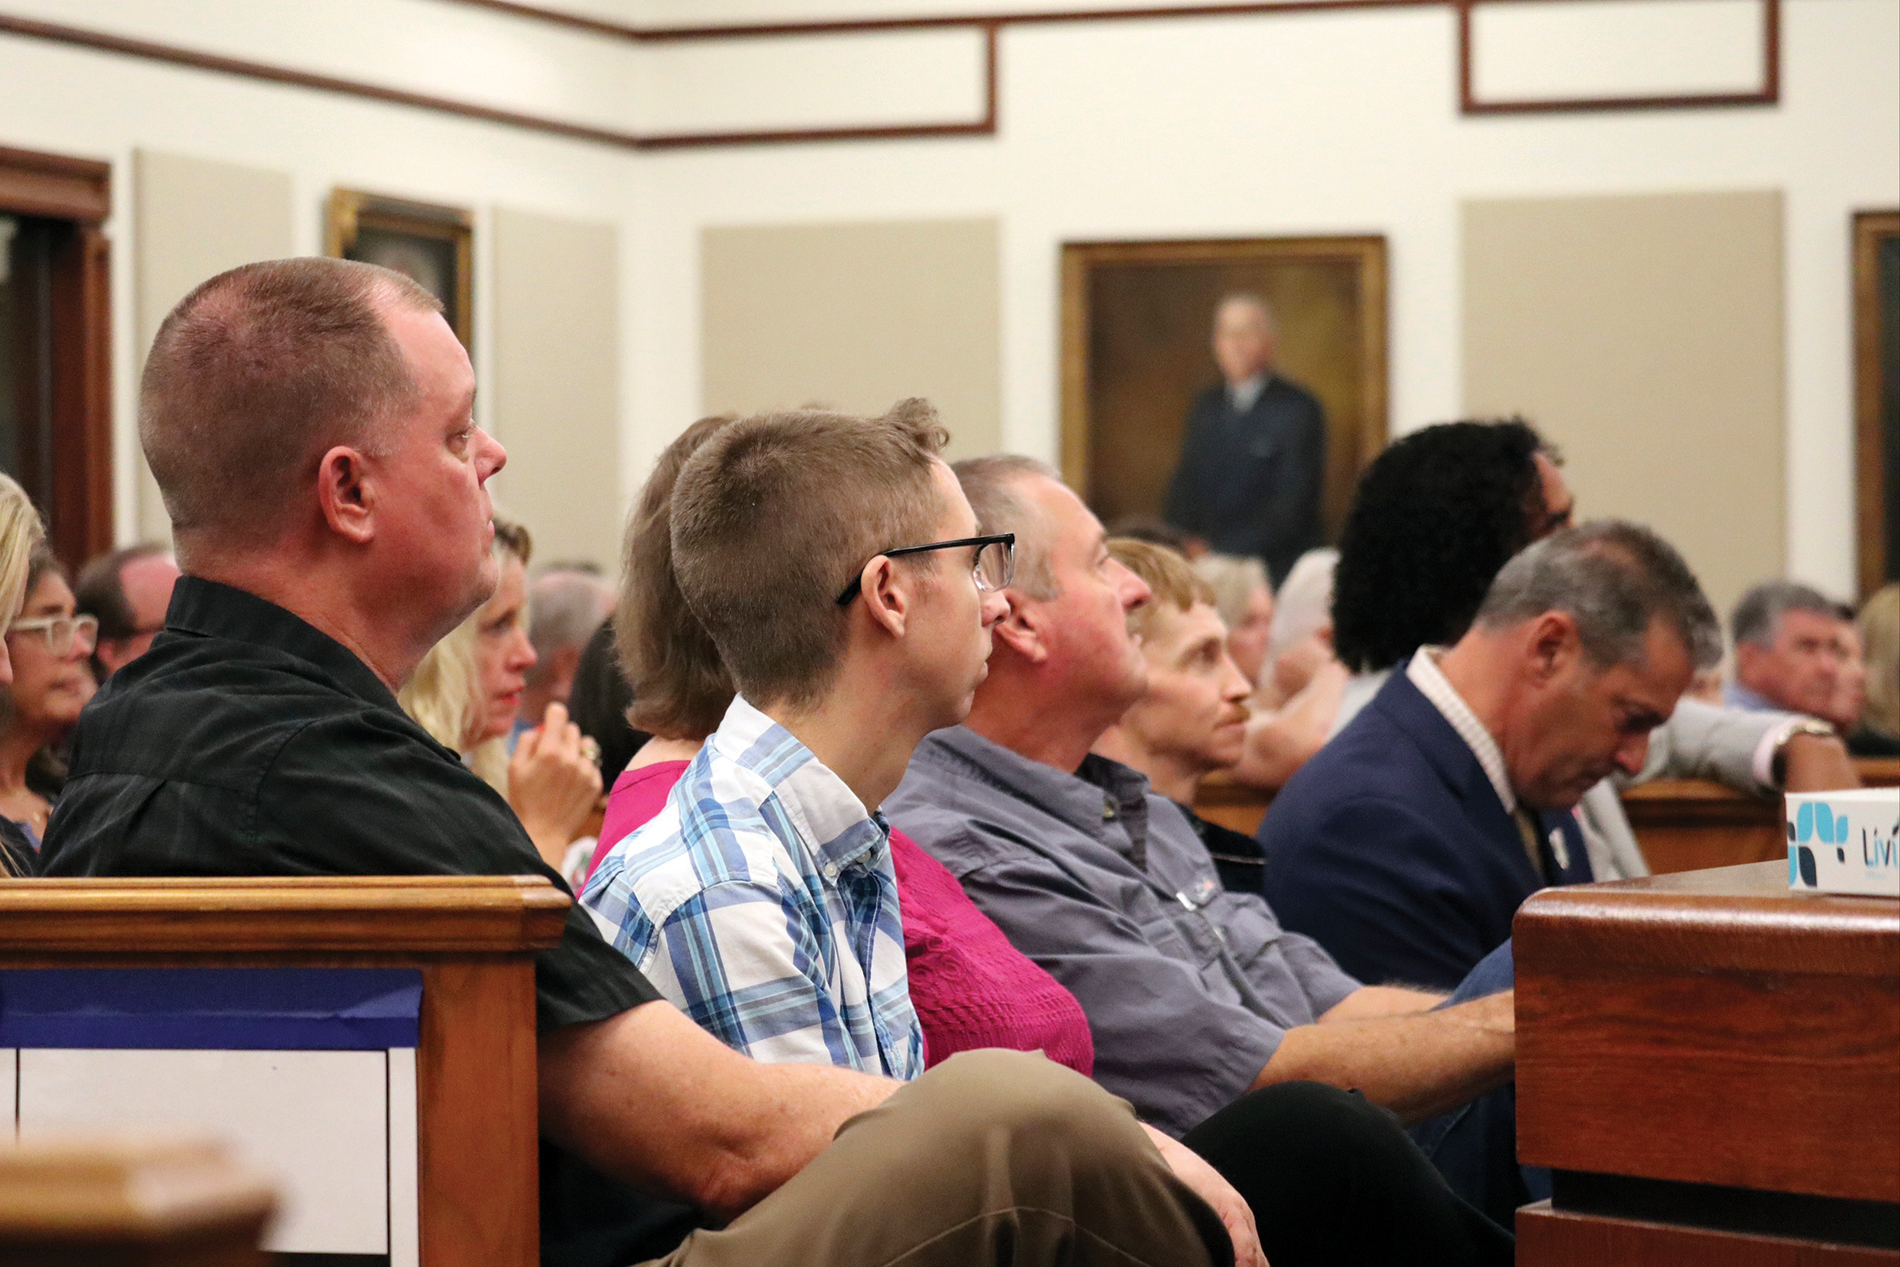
886, 456, 1524, 1221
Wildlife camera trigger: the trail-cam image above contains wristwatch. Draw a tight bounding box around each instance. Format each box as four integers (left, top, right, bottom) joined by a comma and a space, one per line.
1771, 718, 1839, 785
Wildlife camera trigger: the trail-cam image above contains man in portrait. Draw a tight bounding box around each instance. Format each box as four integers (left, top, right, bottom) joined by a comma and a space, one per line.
1164, 293, 1326, 586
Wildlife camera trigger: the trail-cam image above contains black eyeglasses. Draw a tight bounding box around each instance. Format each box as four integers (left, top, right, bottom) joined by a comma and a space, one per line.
835, 533, 1016, 606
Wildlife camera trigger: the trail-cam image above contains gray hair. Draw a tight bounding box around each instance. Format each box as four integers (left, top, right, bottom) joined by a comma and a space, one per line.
1191, 553, 1270, 633
1730, 580, 1842, 650
525, 569, 614, 686
1266, 546, 1338, 665
951, 453, 1063, 599
1474, 520, 1721, 671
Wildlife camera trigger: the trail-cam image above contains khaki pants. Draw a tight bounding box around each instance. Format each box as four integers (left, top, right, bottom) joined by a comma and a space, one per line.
646, 1049, 1233, 1267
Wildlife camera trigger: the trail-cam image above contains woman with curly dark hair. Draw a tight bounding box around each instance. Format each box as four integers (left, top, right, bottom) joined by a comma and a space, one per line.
1330, 419, 1565, 675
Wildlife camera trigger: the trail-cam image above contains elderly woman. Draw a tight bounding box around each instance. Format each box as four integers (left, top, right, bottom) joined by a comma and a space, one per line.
399, 517, 602, 875
0, 475, 50, 873
0, 546, 98, 857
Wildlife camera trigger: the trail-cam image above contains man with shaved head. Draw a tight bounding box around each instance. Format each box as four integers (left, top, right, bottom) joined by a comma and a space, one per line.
44, 257, 1249, 1267
1164, 293, 1328, 586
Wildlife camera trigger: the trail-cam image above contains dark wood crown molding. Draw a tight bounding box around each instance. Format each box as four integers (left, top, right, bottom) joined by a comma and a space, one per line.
1, 0, 1785, 155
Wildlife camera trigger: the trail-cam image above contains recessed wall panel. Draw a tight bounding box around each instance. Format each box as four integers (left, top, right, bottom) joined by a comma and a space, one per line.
1463, 191, 1785, 623
702, 219, 1001, 459
1469, 0, 1769, 104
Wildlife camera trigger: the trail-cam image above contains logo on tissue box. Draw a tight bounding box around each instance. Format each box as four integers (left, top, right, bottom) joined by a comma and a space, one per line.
1788, 798, 1900, 890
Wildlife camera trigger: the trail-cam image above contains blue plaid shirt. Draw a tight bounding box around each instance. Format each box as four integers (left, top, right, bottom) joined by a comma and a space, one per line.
581, 697, 923, 1079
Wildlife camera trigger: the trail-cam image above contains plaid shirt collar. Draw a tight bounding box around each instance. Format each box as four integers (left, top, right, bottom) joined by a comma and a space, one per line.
709, 696, 891, 879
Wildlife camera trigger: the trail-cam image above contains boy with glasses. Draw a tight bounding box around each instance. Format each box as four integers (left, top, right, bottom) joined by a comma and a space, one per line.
584, 402, 1013, 1080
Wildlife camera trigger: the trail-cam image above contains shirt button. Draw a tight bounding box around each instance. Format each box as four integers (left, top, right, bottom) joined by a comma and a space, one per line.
1103, 800, 1117, 821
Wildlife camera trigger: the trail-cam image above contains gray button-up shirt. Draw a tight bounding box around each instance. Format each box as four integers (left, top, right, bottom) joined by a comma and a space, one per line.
886, 726, 1361, 1137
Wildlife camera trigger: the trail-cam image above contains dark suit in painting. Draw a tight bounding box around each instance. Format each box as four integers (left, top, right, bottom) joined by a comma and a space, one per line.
1164, 376, 1326, 586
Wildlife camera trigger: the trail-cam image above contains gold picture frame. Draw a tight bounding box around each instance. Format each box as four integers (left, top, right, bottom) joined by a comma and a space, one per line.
325, 188, 473, 348
1060, 235, 1388, 546
1853, 209, 1899, 599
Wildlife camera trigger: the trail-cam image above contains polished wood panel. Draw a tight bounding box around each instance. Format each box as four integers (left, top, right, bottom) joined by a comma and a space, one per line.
1860, 757, 1900, 788
1622, 778, 1784, 874
0, 876, 570, 956
0, 143, 110, 222
0, 1139, 274, 1266
1193, 771, 1274, 836
1519, 1203, 1897, 1267
418, 960, 540, 1264
1515, 862, 1900, 1204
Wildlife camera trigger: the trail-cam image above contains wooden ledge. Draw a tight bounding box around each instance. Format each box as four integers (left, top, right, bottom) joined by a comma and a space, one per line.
1515, 862, 1900, 976
0, 875, 571, 955
0, 1138, 274, 1243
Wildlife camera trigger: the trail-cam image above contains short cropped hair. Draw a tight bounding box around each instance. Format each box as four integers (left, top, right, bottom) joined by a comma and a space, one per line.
1475, 520, 1721, 671
1332, 419, 1552, 673
1191, 553, 1269, 636
524, 570, 612, 687
615, 415, 738, 741
140, 257, 442, 544
951, 454, 1062, 600
1730, 580, 1842, 650
74, 542, 170, 642
670, 400, 951, 710
1110, 538, 1215, 641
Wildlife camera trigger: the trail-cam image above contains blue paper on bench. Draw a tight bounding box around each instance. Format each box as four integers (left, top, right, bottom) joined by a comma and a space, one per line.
0, 968, 422, 1050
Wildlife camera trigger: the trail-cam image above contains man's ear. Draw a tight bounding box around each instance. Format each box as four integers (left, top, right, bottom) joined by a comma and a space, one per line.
1525, 611, 1579, 684
316, 445, 376, 546
858, 556, 910, 639
990, 591, 1050, 665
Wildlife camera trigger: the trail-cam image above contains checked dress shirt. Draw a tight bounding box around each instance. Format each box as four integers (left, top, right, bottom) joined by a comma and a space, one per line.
583, 696, 923, 1079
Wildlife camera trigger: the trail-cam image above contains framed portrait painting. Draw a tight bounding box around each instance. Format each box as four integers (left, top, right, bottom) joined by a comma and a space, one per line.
1060, 235, 1387, 554
326, 189, 473, 348
1854, 209, 1899, 598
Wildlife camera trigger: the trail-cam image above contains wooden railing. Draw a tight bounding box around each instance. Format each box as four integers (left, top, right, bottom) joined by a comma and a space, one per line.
1514, 862, 1900, 1263
0, 876, 569, 1266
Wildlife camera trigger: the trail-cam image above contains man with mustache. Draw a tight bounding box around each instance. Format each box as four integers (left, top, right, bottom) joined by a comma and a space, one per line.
1091, 538, 1266, 893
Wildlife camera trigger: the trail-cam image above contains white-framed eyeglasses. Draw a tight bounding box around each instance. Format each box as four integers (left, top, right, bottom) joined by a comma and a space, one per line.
6, 613, 100, 657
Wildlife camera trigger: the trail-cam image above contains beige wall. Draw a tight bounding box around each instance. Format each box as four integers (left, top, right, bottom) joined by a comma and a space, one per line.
1463, 190, 1785, 622
491, 208, 622, 571
132, 150, 295, 542
700, 219, 1001, 459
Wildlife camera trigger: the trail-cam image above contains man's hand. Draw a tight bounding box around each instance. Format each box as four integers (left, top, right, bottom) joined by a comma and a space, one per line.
1140, 1123, 1267, 1267
509, 702, 604, 869
1780, 731, 1860, 792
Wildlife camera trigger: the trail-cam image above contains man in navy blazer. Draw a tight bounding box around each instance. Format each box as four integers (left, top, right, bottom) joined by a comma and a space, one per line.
1164, 294, 1326, 586
1261, 521, 1723, 994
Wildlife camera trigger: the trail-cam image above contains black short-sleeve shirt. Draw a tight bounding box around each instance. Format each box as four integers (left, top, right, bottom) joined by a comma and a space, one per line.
41, 577, 697, 1266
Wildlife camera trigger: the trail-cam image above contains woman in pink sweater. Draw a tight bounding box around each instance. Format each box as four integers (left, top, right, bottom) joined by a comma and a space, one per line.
582, 415, 1091, 1076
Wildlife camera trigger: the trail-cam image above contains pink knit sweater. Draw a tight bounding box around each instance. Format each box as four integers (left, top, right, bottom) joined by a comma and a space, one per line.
589, 761, 1093, 1076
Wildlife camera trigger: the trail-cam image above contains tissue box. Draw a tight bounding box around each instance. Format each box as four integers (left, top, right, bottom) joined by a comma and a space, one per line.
1786, 788, 1900, 897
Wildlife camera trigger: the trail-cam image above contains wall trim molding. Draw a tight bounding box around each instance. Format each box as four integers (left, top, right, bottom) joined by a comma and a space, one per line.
1456, 0, 1781, 116
0, 0, 1783, 154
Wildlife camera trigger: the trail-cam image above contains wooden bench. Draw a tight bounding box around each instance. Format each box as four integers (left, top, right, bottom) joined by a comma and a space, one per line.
0, 876, 568, 1266
1514, 862, 1900, 1264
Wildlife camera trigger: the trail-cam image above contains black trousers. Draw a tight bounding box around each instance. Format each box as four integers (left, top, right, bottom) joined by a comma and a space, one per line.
1182, 1082, 1515, 1267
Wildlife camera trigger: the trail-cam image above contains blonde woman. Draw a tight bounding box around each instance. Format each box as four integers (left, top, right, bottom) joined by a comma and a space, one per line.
0, 473, 48, 874
399, 518, 601, 873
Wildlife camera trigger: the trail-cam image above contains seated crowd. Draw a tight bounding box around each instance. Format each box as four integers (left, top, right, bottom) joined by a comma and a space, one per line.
0, 255, 1871, 1267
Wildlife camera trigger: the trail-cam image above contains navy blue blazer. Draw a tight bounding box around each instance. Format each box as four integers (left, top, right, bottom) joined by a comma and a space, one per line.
1164, 376, 1325, 586
1257, 666, 1591, 992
